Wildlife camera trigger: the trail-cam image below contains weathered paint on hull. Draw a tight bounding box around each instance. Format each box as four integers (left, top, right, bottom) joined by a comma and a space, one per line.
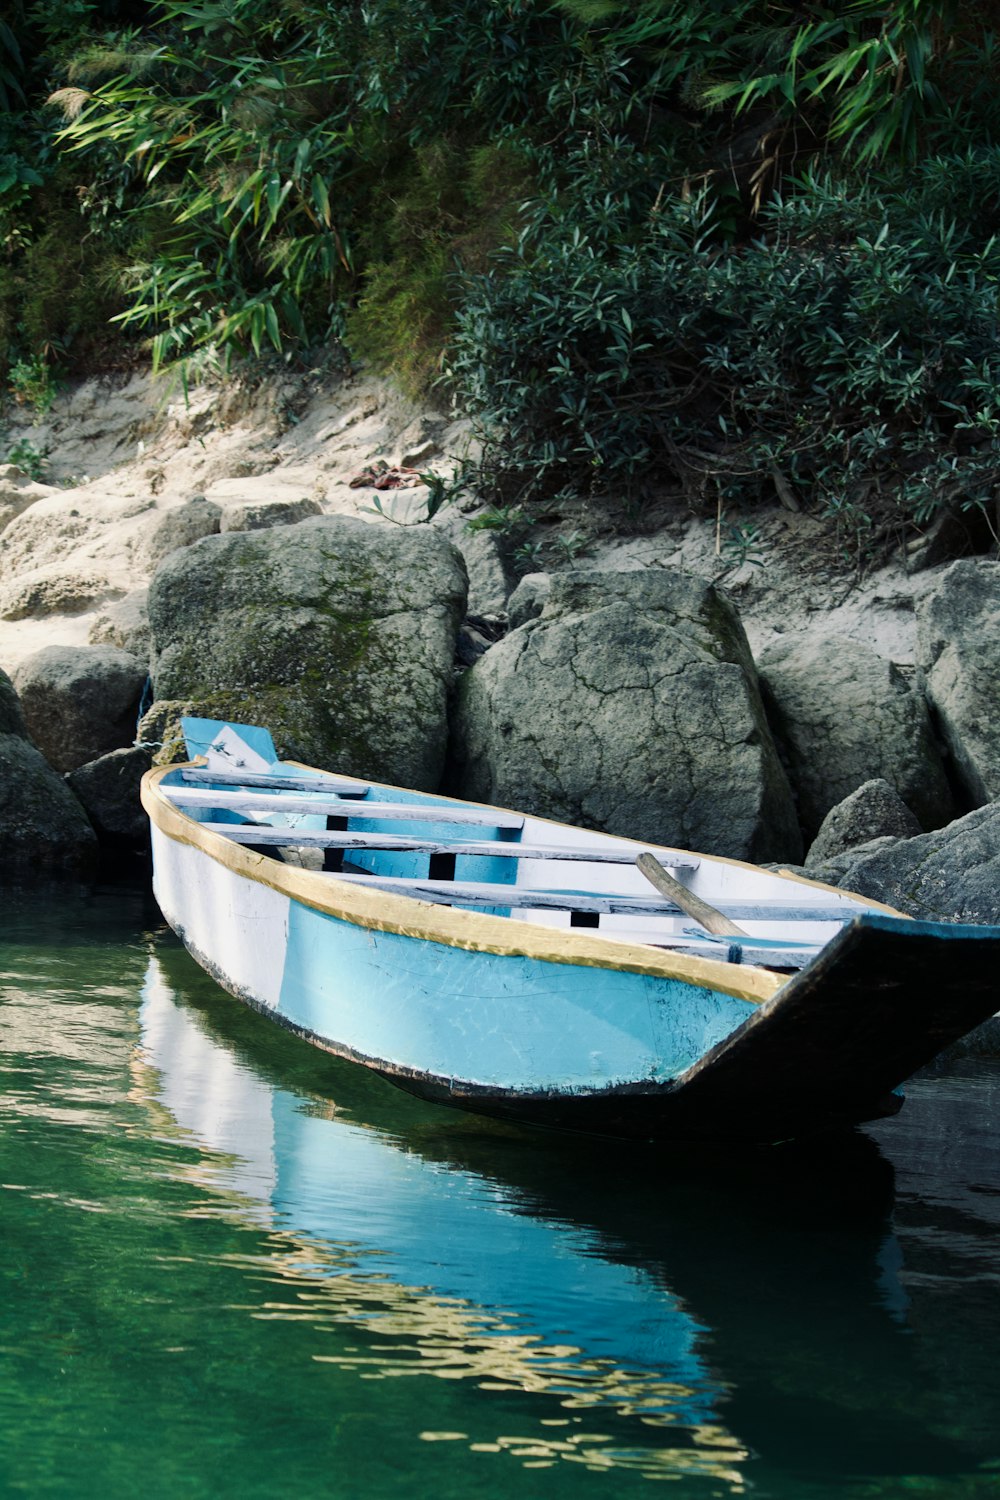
143, 741, 1000, 1143
150, 823, 758, 1103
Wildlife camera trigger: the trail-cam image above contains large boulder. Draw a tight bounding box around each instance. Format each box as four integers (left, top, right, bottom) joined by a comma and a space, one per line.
759, 634, 953, 839
0, 669, 98, 879
449, 569, 802, 862
12, 645, 148, 773
66, 743, 154, 857
804, 802, 1000, 927
917, 559, 1000, 805
806, 778, 921, 868
147, 515, 467, 787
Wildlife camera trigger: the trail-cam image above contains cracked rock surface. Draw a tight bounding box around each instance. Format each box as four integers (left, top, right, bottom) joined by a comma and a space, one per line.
759, 634, 954, 839
917, 559, 1000, 807
448, 569, 802, 863
803, 802, 1000, 926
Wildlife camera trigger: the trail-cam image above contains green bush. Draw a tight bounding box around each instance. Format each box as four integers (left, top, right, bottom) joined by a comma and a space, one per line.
345, 140, 533, 395
3, 0, 1000, 550
448, 151, 1000, 528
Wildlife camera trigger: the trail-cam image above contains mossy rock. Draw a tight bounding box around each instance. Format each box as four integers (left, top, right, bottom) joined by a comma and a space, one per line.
148, 515, 467, 788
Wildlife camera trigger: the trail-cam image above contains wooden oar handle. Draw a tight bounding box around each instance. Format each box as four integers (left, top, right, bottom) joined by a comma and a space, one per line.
636, 852, 749, 938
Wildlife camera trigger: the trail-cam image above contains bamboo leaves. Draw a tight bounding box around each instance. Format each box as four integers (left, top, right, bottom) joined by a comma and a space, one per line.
50, 1, 359, 369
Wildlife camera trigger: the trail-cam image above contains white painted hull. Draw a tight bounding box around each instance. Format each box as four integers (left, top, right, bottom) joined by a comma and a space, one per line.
150, 819, 760, 1095
142, 726, 1000, 1141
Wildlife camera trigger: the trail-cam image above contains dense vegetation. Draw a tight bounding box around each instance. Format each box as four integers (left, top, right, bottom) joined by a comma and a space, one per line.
3, 1, 1000, 535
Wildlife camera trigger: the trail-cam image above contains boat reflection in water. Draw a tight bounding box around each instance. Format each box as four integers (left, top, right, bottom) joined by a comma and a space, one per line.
137, 940, 994, 1488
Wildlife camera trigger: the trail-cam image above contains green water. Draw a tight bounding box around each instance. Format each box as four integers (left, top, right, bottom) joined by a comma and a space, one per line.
2, 886, 1000, 1499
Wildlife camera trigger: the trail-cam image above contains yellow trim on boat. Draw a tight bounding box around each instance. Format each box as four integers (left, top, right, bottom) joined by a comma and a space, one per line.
142, 764, 788, 1006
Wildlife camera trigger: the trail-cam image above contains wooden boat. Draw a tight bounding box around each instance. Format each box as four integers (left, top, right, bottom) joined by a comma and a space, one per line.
141, 717, 1000, 1143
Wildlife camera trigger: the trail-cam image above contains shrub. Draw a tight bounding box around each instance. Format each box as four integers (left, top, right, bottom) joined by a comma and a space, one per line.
448, 152, 1000, 529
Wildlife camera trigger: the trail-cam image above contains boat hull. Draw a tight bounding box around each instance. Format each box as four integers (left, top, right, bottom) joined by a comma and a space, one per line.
149, 821, 761, 1115
143, 747, 1000, 1143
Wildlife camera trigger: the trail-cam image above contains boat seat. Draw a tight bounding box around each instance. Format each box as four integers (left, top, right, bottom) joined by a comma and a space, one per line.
193, 820, 702, 871
180, 768, 371, 796
167, 784, 525, 829
317, 873, 824, 968
313, 871, 859, 926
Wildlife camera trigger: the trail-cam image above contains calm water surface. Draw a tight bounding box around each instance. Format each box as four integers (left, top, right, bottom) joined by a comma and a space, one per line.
2, 885, 999, 1499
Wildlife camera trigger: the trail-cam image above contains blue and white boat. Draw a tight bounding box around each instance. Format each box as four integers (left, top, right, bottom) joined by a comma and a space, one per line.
141, 717, 1000, 1142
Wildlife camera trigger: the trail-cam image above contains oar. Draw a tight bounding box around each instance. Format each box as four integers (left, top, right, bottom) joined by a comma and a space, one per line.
636, 852, 749, 938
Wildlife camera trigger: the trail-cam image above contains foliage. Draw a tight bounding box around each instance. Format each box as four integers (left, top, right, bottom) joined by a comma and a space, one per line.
558, 0, 966, 170
0, 3, 156, 381
8, 349, 58, 412
3, 0, 1000, 539
5, 435, 48, 478
362, 470, 455, 526
721, 521, 766, 573
47, 0, 582, 373
450, 154, 1000, 526
345, 141, 533, 397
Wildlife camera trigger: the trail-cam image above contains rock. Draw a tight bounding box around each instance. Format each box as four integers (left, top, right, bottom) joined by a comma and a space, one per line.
805, 802, 1000, 926
0, 472, 52, 535
903, 504, 995, 574
66, 743, 154, 855
506, 572, 551, 630
0, 666, 27, 737
917, 559, 1000, 805
148, 515, 467, 787
455, 623, 491, 666
0, 732, 98, 880
0, 488, 155, 625
759, 634, 953, 838
393, 415, 444, 469
400, 440, 440, 468
136, 699, 199, 764
0, 568, 121, 621
219, 495, 323, 532
449, 568, 802, 862
88, 588, 151, 664
145, 496, 222, 567
12, 644, 148, 773
0, 490, 135, 576
806, 778, 922, 867
458, 530, 511, 617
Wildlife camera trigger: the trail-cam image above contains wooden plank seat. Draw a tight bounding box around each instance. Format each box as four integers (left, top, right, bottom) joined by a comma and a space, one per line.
314, 873, 826, 968
316, 871, 860, 927
180, 768, 371, 795
194, 819, 702, 872
166, 785, 526, 829
194, 824, 861, 924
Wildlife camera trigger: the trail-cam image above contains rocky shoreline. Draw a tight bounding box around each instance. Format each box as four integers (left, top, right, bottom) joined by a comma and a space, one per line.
3, 369, 1000, 961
